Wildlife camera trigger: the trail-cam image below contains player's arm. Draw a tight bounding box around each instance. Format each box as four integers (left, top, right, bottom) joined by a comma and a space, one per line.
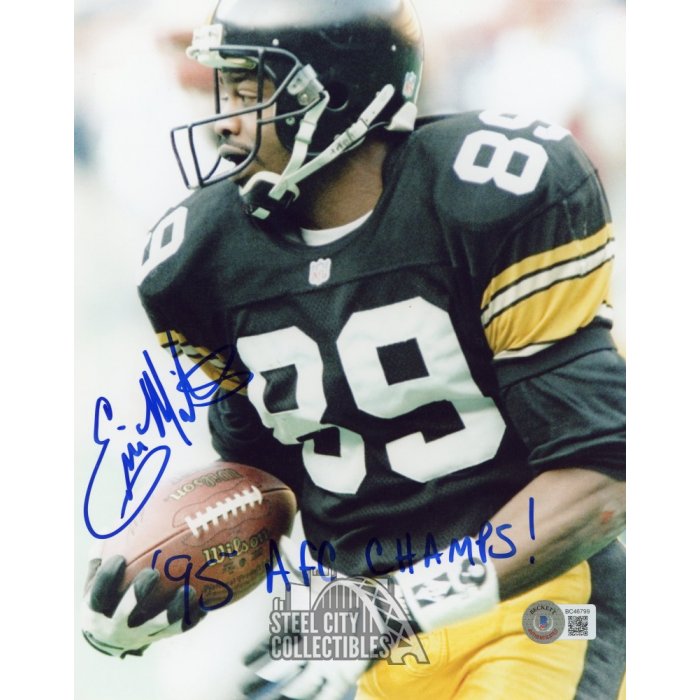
484, 334, 626, 602
392, 339, 626, 629
392, 121, 626, 632
472, 138, 626, 600
490, 467, 624, 600
391, 466, 624, 635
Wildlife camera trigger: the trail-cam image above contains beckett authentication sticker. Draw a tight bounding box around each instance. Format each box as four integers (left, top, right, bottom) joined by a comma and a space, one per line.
523, 600, 566, 644
523, 601, 597, 643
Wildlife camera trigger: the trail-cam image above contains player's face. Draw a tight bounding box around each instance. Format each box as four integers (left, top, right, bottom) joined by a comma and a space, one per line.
214, 70, 290, 185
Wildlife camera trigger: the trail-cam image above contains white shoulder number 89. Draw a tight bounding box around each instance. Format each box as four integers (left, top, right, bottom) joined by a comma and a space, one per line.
453, 111, 569, 195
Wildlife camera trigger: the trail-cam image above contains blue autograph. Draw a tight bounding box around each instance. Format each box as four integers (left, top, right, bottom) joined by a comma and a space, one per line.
84, 334, 252, 539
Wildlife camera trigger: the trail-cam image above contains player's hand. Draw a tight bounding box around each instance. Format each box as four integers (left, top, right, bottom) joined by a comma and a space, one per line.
81, 555, 206, 658
242, 639, 369, 700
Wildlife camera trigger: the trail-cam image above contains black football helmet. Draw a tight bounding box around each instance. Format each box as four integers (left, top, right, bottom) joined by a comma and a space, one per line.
171, 0, 424, 218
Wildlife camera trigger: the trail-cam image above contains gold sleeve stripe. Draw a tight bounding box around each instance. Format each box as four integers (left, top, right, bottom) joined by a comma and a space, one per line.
491, 301, 612, 359
155, 330, 248, 394
157, 331, 228, 368
481, 224, 613, 314
484, 262, 613, 357
481, 238, 615, 328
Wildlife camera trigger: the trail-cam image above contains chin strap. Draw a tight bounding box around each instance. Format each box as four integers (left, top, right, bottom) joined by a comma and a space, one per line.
241, 84, 396, 220
239, 90, 329, 219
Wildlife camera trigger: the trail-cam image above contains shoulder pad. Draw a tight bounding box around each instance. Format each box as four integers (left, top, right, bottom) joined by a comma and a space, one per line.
138, 180, 244, 298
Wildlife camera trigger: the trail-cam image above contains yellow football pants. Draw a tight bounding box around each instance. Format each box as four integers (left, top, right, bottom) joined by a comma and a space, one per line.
356, 560, 625, 700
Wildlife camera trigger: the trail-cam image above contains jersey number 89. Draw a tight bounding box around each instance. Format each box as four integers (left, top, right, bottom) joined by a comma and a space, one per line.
237, 297, 506, 495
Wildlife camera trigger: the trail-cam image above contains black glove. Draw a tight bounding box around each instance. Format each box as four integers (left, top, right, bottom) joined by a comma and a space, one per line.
81, 555, 206, 658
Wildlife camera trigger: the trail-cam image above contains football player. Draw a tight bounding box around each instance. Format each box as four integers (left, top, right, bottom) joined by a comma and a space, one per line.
82, 1, 626, 698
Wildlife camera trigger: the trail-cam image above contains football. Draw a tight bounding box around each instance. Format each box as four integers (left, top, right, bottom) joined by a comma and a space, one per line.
100, 462, 297, 612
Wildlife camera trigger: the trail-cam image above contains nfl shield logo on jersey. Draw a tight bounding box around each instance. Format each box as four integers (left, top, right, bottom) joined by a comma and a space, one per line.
309, 258, 332, 286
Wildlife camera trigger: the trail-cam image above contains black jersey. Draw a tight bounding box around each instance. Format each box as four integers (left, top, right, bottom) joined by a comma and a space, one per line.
138, 111, 625, 576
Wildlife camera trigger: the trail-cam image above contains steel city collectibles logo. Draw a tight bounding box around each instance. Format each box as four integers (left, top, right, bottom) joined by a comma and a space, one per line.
268, 575, 429, 664
522, 599, 566, 644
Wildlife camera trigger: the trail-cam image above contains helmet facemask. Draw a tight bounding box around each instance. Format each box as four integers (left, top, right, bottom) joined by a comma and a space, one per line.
170, 0, 424, 219
170, 34, 325, 191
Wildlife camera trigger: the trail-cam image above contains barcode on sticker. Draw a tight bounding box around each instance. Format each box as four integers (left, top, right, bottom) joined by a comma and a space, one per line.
561, 605, 596, 640
567, 615, 588, 636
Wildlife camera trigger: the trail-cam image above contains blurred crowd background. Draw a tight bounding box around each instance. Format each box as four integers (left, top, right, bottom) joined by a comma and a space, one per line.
75, 1, 625, 698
